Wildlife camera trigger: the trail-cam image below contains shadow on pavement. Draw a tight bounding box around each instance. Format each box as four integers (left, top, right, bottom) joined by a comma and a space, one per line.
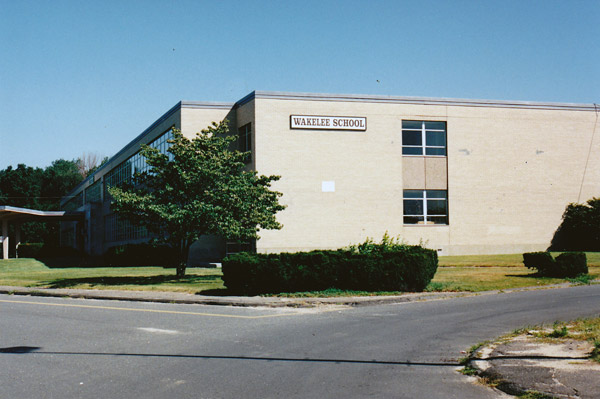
0, 348, 461, 367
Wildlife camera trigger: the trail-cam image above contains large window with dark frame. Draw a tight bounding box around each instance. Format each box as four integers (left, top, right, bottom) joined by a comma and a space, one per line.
238, 123, 252, 163
403, 190, 448, 225
402, 121, 447, 156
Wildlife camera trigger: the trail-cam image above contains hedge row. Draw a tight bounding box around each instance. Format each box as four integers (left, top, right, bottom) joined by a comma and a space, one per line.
523, 251, 588, 278
222, 246, 438, 295
14, 243, 81, 259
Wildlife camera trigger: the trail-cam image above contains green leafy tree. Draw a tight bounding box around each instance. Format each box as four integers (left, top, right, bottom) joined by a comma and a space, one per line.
41, 159, 84, 246
549, 197, 600, 251
108, 120, 286, 276
0, 160, 82, 245
42, 159, 83, 208
0, 164, 46, 243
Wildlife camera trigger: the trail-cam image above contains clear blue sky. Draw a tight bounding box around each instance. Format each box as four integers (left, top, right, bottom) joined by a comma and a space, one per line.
1, 0, 598, 169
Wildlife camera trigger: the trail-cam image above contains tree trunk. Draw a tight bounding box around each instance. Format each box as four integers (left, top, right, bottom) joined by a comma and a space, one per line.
175, 240, 190, 278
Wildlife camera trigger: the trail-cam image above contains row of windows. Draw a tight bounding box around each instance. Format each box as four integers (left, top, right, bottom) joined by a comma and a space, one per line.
104, 128, 175, 192
84, 179, 102, 204
104, 213, 149, 242
402, 120, 447, 224
62, 191, 83, 211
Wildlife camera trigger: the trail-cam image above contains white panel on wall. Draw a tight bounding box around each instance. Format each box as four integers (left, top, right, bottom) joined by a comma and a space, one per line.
321, 181, 335, 192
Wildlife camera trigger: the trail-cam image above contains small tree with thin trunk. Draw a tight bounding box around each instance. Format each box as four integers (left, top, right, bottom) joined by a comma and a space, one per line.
108, 120, 285, 277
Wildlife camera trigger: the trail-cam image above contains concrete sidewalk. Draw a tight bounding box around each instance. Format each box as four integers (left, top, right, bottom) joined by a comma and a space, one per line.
469, 332, 600, 398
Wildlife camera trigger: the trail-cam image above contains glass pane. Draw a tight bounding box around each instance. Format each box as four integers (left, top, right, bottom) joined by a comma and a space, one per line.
402, 121, 422, 130
404, 216, 424, 224
426, 190, 446, 199
426, 131, 446, 147
428, 216, 448, 225
402, 131, 421, 145
403, 147, 423, 155
427, 199, 447, 215
403, 190, 424, 198
425, 147, 446, 156
425, 121, 446, 130
403, 199, 423, 215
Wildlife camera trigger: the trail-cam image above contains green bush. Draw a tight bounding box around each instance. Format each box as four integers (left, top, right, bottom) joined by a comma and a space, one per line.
555, 252, 588, 278
16, 243, 44, 258
45, 246, 80, 258
103, 243, 177, 266
523, 251, 588, 278
523, 252, 555, 275
222, 242, 438, 295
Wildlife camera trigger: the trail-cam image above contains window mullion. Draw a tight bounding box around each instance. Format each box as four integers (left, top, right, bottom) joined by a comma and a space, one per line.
421, 122, 426, 153
423, 190, 428, 223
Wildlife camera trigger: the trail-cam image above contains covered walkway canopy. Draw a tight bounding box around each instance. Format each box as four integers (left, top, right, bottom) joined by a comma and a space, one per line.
0, 205, 84, 259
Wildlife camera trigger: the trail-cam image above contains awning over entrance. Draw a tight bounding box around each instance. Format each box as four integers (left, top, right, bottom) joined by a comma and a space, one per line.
0, 205, 84, 259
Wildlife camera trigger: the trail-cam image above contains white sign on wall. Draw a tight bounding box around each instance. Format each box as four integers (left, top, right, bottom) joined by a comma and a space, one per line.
290, 115, 367, 131
321, 181, 335, 192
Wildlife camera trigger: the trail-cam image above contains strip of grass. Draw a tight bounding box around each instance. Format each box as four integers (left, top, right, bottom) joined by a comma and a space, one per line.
1, 253, 598, 296
432, 252, 599, 292
0, 258, 224, 294
439, 252, 600, 268
427, 266, 599, 292
272, 288, 402, 298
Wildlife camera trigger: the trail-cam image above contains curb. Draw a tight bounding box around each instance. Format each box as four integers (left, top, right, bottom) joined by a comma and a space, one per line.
0, 285, 470, 308
1, 281, 597, 308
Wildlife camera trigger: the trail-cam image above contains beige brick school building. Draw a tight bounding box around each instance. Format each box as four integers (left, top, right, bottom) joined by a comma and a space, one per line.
60, 91, 600, 262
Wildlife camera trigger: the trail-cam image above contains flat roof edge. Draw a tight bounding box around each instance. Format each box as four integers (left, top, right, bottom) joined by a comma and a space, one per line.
62, 101, 187, 202
180, 101, 234, 109
0, 205, 83, 218
252, 91, 598, 111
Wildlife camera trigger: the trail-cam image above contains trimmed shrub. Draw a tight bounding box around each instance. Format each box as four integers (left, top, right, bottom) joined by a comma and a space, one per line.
222, 245, 438, 295
16, 243, 44, 258
523, 252, 555, 276
555, 252, 588, 278
103, 243, 177, 267
523, 251, 588, 278
37, 245, 82, 258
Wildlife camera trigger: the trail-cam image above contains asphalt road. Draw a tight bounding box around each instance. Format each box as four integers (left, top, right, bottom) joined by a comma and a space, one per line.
1, 285, 600, 399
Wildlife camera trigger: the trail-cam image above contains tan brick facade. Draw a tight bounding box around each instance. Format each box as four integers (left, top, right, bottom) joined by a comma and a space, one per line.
62, 92, 600, 259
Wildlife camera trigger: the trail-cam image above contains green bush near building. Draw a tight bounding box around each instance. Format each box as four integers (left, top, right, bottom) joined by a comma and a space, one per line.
523, 251, 588, 278
222, 243, 438, 295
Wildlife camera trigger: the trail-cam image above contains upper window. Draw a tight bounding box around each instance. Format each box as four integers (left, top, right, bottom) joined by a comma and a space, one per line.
402, 121, 446, 156
403, 190, 448, 225
238, 123, 252, 163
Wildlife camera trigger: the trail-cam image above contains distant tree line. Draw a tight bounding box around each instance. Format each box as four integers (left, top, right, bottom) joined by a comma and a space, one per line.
0, 154, 106, 245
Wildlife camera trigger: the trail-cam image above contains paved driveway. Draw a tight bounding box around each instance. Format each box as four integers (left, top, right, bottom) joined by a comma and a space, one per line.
1, 285, 599, 398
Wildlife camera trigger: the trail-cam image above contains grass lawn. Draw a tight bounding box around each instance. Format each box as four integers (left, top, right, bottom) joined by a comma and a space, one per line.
0, 258, 225, 294
0, 253, 598, 295
431, 252, 600, 292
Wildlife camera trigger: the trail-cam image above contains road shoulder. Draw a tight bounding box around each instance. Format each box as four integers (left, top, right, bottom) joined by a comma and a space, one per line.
468, 332, 600, 398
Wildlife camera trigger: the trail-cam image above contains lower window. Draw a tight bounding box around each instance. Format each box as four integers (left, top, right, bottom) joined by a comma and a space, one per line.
403, 190, 448, 225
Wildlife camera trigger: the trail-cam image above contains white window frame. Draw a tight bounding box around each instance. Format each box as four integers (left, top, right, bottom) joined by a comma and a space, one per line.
403, 190, 448, 225
402, 121, 447, 156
